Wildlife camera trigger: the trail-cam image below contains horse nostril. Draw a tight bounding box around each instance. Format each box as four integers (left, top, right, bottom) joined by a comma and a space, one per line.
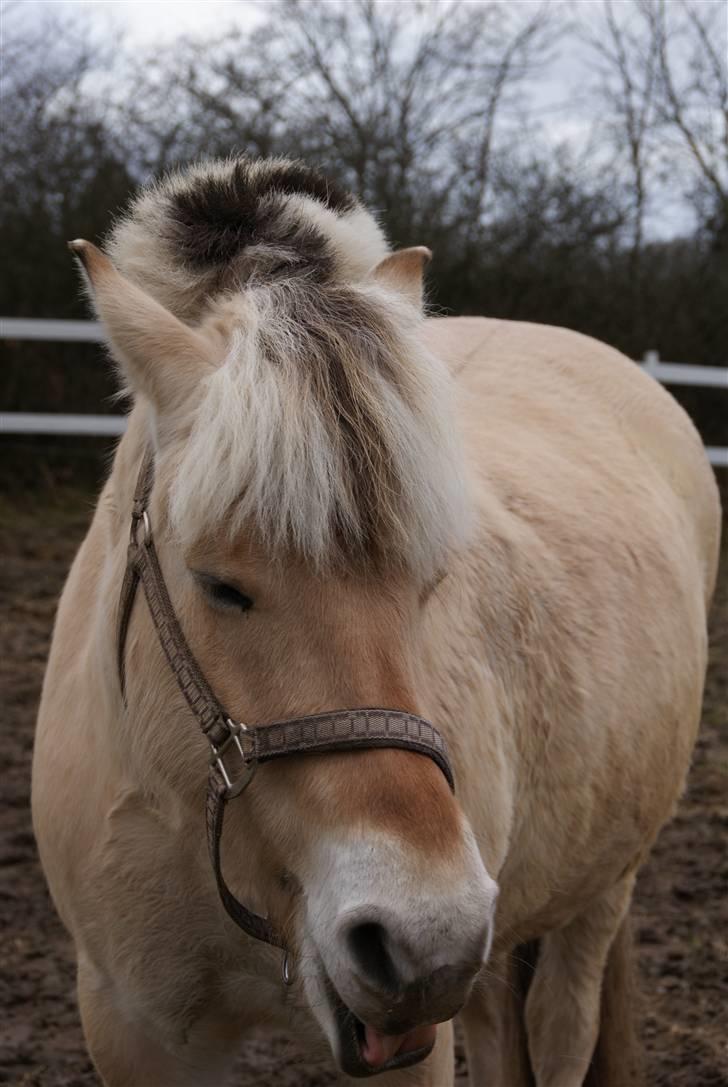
346, 921, 400, 993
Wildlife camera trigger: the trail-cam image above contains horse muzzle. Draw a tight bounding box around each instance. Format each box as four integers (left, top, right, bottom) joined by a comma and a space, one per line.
314, 924, 489, 1078
304, 832, 498, 1076
322, 967, 439, 1078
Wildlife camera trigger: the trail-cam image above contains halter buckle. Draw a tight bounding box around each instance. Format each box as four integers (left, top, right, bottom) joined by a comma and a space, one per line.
130, 508, 152, 547
210, 719, 257, 798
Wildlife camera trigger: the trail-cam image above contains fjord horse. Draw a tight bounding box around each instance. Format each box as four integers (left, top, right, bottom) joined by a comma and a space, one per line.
33, 158, 720, 1086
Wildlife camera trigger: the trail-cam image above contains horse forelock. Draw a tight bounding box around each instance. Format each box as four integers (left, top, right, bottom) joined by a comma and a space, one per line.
108, 155, 470, 573
165, 277, 470, 574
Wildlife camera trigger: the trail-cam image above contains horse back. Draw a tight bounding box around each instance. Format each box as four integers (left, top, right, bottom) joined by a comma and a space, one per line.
426, 315, 720, 606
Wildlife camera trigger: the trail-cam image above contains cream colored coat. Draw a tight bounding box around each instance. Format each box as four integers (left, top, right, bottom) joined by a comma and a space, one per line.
33, 314, 720, 1087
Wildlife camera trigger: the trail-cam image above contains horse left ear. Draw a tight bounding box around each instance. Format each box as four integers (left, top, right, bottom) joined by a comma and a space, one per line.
371, 246, 432, 308
68, 239, 216, 413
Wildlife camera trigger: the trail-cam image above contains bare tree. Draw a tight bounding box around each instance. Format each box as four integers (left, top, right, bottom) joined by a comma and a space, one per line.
274, 0, 559, 247
645, 0, 728, 239
582, 0, 658, 267
0, 1, 131, 313
112, 19, 301, 177
122, 0, 559, 254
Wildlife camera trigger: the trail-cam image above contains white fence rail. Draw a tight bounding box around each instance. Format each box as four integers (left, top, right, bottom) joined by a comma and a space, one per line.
0, 412, 126, 436
2, 319, 726, 466
1, 317, 105, 343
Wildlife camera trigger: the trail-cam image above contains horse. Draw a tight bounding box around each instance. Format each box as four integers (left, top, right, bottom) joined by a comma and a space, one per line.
32, 157, 720, 1087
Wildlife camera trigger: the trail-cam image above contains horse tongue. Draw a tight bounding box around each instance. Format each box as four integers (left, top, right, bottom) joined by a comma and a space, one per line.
361, 1023, 437, 1068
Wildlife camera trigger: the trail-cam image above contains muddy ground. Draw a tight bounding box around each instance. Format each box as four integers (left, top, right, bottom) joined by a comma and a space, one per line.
1, 494, 726, 1087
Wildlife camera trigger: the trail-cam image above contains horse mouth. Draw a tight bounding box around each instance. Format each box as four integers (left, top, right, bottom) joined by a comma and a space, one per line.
322, 972, 436, 1078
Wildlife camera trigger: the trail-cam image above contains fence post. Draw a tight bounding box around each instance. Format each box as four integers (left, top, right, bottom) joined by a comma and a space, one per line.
642, 349, 660, 376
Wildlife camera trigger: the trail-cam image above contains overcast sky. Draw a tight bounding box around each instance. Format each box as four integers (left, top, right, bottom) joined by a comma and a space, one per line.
32, 0, 595, 120
15, 0, 716, 237
24, 0, 265, 42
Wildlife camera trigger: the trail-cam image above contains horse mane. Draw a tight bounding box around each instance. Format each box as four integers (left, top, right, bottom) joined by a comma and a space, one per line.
108, 156, 470, 573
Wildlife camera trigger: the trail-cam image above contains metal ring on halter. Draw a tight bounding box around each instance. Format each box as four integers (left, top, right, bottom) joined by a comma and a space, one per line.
130, 509, 152, 547
282, 951, 293, 986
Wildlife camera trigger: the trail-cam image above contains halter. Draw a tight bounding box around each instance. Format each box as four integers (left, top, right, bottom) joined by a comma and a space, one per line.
116, 449, 455, 959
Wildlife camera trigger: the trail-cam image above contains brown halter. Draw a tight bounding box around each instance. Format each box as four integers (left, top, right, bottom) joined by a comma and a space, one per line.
116, 449, 455, 958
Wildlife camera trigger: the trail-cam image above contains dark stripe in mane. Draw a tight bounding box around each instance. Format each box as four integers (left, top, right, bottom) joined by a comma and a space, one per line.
259, 281, 403, 563
165, 157, 356, 274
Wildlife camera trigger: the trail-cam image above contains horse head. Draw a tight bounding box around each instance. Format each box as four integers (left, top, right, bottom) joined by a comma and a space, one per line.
70, 158, 497, 1076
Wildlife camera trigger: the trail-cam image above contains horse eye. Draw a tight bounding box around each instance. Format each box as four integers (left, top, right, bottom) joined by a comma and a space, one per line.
195, 574, 253, 612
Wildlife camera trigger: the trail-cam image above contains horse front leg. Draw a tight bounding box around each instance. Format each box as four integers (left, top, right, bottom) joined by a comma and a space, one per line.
460, 948, 534, 1087
77, 956, 239, 1087
525, 876, 637, 1087
422, 1020, 454, 1086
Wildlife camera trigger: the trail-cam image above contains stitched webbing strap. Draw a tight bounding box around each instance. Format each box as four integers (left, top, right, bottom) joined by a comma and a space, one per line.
247, 709, 453, 787
206, 772, 283, 947
117, 448, 155, 702
117, 450, 456, 950
136, 539, 231, 742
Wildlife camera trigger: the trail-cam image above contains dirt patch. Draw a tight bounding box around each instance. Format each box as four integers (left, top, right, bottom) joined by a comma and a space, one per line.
1, 495, 726, 1086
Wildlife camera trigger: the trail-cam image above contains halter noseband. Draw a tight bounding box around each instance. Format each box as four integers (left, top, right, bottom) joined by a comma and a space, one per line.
116, 449, 455, 957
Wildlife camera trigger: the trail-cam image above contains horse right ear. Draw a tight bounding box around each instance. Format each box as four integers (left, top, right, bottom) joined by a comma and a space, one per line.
371, 247, 432, 308
68, 240, 215, 413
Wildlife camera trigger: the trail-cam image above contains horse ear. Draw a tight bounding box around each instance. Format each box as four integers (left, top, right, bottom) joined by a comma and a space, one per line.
371, 246, 432, 307
68, 240, 215, 412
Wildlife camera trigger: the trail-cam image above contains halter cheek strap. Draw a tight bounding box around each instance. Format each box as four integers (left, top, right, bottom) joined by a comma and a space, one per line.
116, 450, 455, 954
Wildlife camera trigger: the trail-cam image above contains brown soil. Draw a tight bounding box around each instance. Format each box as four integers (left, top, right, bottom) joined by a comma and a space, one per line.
1, 495, 726, 1087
